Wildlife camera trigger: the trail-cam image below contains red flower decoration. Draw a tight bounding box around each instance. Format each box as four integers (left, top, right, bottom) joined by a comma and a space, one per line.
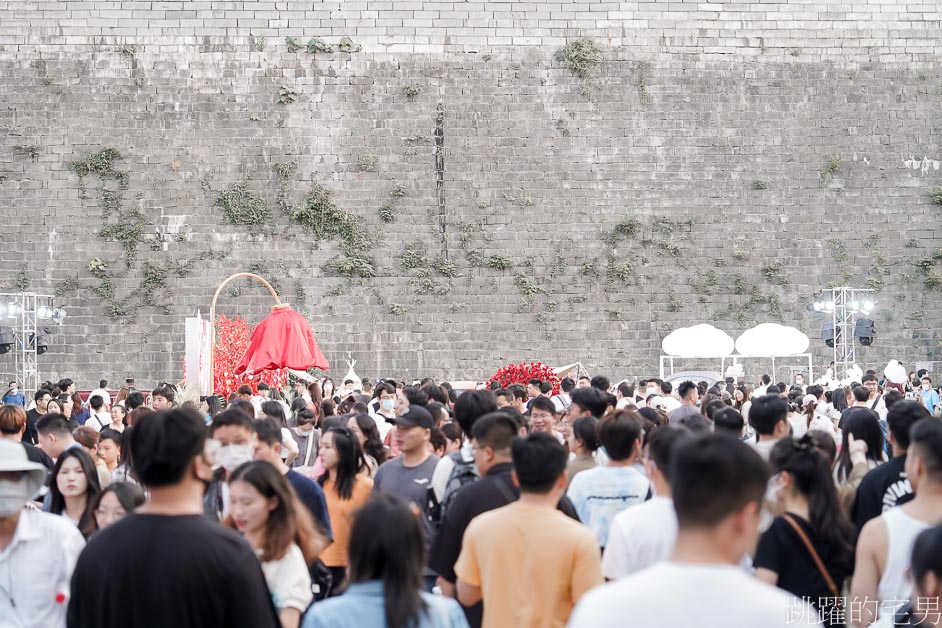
486, 361, 561, 395
55, 593, 66, 604
211, 314, 288, 397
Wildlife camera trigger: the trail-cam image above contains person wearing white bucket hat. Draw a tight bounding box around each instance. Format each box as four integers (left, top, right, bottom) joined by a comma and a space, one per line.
0, 439, 85, 628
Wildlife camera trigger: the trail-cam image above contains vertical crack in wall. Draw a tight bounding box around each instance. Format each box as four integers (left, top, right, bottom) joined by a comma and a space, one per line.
435, 102, 447, 258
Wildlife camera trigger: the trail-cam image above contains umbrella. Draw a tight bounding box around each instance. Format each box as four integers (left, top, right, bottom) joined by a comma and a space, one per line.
234, 305, 329, 375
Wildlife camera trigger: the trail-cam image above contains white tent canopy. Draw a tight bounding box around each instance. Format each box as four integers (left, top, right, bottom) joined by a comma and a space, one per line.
661, 324, 735, 358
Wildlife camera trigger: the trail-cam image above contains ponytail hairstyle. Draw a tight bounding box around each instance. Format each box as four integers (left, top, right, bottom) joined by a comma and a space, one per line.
347, 494, 429, 627
769, 435, 854, 563
804, 398, 817, 429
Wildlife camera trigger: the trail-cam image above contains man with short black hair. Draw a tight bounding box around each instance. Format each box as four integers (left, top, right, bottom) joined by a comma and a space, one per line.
713, 407, 745, 438
590, 375, 610, 392
529, 396, 563, 442
568, 387, 607, 421
23, 388, 52, 445
253, 418, 331, 538
603, 425, 692, 579
570, 433, 818, 627
754, 373, 771, 397
67, 408, 280, 628
36, 413, 78, 462
57, 378, 75, 395
852, 400, 931, 531
151, 386, 175, 410
126, 391, 145, 411
577, 375, 591, 389
506, 383, 528, 415
668, 381, 700, 425
88, 379, 111, 410
85, 395, 112, 432
551, 377, 575, 414
851, 417, 942, 625
567, 411, 650, 548
494, 388, 511, 409
455, 432, 602, 628
204, 409, 258, 521
660, 380, 681, 413
747, 394, 790, 461
615, 381, 635, 410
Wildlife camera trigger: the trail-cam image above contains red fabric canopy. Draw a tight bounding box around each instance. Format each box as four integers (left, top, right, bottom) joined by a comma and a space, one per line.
234, 305, 329, 375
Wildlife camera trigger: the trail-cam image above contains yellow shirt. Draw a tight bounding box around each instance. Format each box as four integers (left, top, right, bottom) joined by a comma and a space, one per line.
320, 475, 373, 567
454, 500, 603, 628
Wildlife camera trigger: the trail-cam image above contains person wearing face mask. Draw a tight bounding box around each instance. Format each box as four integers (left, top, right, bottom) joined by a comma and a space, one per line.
67, 408, 281, 628
370, 382, 398, 442
919, 377, 940, 415
203, 409, 259, 522
2, 382, 25, 408
289, 408, 321, 470
754, 435, 855, 626
603, 426, 692, 580
0, 439, 86, 628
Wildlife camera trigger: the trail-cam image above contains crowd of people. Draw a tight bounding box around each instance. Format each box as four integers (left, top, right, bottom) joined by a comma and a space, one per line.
1, 367, 942, 628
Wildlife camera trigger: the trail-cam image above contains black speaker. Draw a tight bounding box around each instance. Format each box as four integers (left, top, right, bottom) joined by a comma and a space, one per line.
821, 322, 835, 348
0, 328, 12, 354
855, 319, 876, 346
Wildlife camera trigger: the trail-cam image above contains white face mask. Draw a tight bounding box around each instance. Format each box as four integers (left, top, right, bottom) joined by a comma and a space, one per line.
923, 384, 931, 391
0, 479, 31, 518
213, 444, 255, 472
380, 398, 395, 412
646, 387, 657, 396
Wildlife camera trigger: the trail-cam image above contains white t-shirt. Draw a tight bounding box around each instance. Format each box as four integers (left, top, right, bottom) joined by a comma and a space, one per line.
569, 561, 822, 628
661, 396, 681, 413
259, 543, 313, 613
85, 412, 113, 432
566, 466, 650, 547
602, 496, 677, 580
87, 388, 111, 407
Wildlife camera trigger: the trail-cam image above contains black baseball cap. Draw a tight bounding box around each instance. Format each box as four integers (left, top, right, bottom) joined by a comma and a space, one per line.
396, 406, 435, 429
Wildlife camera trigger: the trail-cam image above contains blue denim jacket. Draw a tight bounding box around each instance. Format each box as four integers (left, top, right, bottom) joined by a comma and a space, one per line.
302, 581, 469, 628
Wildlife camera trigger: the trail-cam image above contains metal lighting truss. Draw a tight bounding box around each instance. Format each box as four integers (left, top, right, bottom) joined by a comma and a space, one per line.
0, 292, 56, 399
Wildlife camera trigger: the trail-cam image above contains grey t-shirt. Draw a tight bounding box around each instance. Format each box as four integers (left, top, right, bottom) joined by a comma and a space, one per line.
668, 404, 701, 425
372, 454, 441, 572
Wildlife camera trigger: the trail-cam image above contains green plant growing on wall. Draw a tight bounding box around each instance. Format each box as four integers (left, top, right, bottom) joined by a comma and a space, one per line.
733, 251, 749, 261
431, 257, 459, 279
514, 273, 544, 309
403, 84, 422, 98
357, 154, 377, 171
555, 38, 602, 95
829, 239, 849, 264
337, 37, 361, 53
821, 157, 842, 186
70, 148, 129, 189
141, 262, 169, 306
389, 303, 408, 316
93, 278, 115, 300
285, 36, 302, 53
613, 219, 641, 239
761, 262, 789, 286
926, 273, 941, 290
278, 87, 297, 104
275, 161, 297, 182
636, 61, 651, 103
54, 276, 79, 296
379, 202, 395, 223
15, 145, 39, 161
215, 181, 270, 226
502, 189, 533, 207
667, 293, 682, 312
465, 250, 483, 266
486, 254, 512, 271
391, 183, 407, 198
580, 261, 601, 277
100, 208, 146, 267
752, 179, 769, 190
108, 298, 136, 322
250, 34, 267, 51
117, 44, 136, 58
88, 258, 108, 278
606, 261, 633, 285
400, 246, 428, 271
12, 268, 29, 291
932, 186, 942, 205
307, 38, 333, 54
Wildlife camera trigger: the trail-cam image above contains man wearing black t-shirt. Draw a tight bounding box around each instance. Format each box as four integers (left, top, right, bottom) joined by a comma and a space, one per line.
23, 388, 51, 446
67, 407, 279, 628
852, 400, 931, 532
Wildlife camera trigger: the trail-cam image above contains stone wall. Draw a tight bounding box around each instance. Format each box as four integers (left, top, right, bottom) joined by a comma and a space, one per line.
1, 0, 941, 386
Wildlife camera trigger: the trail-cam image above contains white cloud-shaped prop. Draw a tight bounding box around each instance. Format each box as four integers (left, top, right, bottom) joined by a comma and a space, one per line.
883, 360, 907, 385
662, 324, 735, 358
735, 324, 810, 357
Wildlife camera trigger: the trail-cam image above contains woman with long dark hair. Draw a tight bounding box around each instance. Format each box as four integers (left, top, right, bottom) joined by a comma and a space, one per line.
226, 460, 325, 628
48, 447, 102, 538
833, 408, 886, 515
733, 386, 751, 422
754, 435, 855, 626
71, 391, 90, 425
317, 427, 373, 592
301, 493, 469, 628
346, 413, 386, 477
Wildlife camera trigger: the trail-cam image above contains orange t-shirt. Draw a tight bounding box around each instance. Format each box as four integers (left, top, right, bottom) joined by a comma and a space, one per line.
320, 475, 374, 567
